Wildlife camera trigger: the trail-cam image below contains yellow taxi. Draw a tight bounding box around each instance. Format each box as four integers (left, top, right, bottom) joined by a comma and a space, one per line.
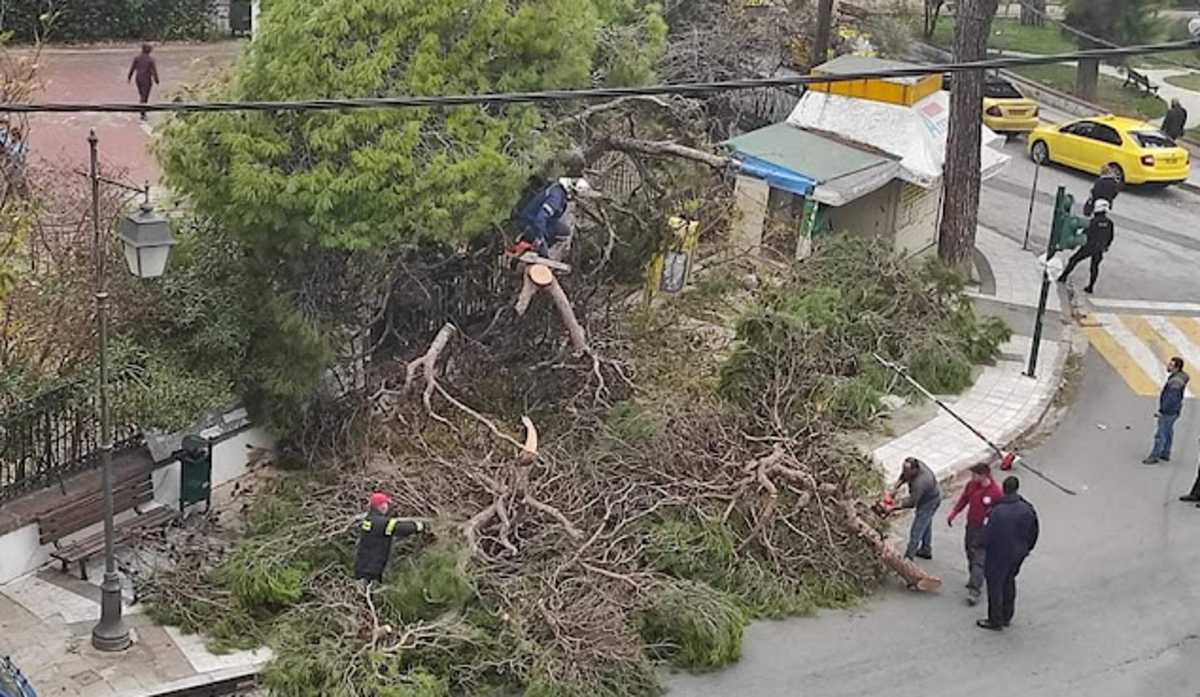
1028, 115, 1191, 186
943, 74, 1039, 133
981, 78, 1039, 133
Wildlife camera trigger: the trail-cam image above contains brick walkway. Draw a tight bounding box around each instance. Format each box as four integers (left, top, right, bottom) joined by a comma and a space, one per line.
20, 42, 242, 185
0, 569, 268, 696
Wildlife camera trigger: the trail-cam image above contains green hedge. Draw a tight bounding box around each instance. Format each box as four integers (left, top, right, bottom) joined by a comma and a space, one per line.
0, 0, 220, 42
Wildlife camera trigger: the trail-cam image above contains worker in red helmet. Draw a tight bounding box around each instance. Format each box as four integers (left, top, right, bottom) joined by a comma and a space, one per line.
947, 462, 1003, 606
353, 492, 429, 584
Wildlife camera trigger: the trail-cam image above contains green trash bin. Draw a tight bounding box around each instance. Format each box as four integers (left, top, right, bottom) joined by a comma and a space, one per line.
178, 435, 213, 514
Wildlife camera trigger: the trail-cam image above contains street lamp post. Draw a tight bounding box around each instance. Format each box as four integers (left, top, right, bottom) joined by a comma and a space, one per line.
88, 129, 176, 652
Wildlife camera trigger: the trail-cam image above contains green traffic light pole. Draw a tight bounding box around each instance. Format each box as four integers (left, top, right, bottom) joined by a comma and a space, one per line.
1025, 185, 1065, 380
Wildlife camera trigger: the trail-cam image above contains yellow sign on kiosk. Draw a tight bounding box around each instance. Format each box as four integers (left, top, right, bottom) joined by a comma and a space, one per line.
645, 216, 700, 303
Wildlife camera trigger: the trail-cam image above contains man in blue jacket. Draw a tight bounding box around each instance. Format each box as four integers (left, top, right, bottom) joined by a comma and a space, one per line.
512, 177, 594, 260
1144, 356, 1189, 465
978, 476, 1039, 631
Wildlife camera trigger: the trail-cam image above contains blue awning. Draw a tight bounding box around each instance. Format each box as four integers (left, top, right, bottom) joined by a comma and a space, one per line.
734, 154, 816, 197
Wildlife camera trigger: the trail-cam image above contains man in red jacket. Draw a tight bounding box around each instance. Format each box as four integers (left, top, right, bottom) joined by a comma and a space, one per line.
947, 462, 1002, 606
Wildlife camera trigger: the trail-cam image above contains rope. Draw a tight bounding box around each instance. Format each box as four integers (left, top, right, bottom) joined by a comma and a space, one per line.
0, 39, 1195, 115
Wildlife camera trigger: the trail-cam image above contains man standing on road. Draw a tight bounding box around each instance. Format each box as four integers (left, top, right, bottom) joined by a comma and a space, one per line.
1145, 357, 1189, 465
1057, 199, 1114, 294
978, 476, 1039, 631
1163, 98, 1188, 141
1084, 167, 1121, 216
127, 43, 160, 121
947, 462, 1002, 606
890, 457, 941, 561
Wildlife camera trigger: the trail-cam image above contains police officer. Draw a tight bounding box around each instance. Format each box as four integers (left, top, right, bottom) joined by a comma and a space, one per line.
1057, 198, 1114, 294
353, 492, 428, 584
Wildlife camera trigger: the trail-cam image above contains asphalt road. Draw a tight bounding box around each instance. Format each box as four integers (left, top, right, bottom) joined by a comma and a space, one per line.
668, 349, 1200, 697
979, 134, 1200, 304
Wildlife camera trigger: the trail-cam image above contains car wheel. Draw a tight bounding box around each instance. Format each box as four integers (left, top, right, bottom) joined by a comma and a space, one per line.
1106, 163, 1125, 186
1031, 141, 1050, 164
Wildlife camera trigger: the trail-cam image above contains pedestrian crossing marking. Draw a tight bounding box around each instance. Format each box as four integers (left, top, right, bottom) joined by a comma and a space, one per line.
1085, 313, 1200, 398
1083, 321, 1159, 397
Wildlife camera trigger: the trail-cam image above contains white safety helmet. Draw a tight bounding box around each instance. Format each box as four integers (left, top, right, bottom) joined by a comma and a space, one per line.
1093, 199, 1110, 215
560, 177, 597, 198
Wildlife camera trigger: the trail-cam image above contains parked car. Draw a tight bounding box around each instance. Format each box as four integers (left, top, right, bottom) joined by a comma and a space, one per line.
1028, 114, 1191, 186
941, 73, 1039, 134
0, 657, 36, 697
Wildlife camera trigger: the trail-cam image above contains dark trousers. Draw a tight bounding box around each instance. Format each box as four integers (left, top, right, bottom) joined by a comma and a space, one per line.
1059, 247, 1103, 290
137, 81, 152, 119
985, 558, 1024, 625
965, 526, 987, 593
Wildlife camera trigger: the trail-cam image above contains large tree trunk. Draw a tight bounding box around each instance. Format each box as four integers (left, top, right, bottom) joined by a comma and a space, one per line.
1075, 58, 1100, 102
937, 0, 1000, 270
811, 0, 836, 67
1019, 0, 1046, 26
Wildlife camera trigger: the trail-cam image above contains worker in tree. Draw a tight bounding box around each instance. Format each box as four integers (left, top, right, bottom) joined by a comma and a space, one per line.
889, 457, 942, 561
353, 492, 429, 584
1057, 199, 1114, 294
510, 176, 595, 261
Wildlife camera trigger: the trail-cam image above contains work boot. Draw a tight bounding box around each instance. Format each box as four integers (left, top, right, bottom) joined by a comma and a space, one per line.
1143, 456, 1160, 465
916, 550, 933, 560
1056, 274, 1067, 283
1179, 494, 1200, 502
976, 619, 1003, 631
1083, 286, 1094, 294
967, 589, 980, 606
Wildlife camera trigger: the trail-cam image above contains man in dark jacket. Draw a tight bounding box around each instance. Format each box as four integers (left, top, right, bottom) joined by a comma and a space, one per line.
947, 462, 1003, 606
353, 492, 428, 584
513, 177, 594, 260
890, 457, 942, 561
978, 476, 1039, 631
1057, 199, 1114, 294
1163, 99, 1188, 141
1084, 168, 1121, 216
1145, 357, 1189, 464
127, 43, 160, 121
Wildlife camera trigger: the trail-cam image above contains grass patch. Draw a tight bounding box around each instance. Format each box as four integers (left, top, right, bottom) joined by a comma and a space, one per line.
1164, 71, 1200, 91
1011, 64, 1168, 120
929, 17, 1075, 55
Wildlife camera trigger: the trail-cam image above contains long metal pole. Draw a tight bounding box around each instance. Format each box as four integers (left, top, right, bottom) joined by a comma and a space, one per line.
1026, 186, 1062, 381
90, 129, 130, 652
1021, 161, 1041, 250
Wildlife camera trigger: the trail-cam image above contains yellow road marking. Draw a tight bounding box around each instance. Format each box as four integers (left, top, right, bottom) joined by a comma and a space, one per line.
1170, 316, 1200, 355
1082, 324, 1159, 396
1121, 315, 1176, 365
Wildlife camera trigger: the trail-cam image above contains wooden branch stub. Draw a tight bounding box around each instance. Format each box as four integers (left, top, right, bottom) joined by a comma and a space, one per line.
528, 264, 554, 288
520, 416, 539, 462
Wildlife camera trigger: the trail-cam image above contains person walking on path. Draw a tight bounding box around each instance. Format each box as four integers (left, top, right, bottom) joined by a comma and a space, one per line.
947, 462, 1003, 606
977, 476, 1039, 631
1057, 198, 1114, 294
127, 43, 160, 121
1163, 98, 1188, 141
353, 492, 429, 584
890, 457, 942, 561
1144, 357, 1189, 465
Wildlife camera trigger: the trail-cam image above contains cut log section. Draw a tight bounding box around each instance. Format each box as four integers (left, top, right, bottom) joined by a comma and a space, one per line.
517, 252, 572, 273
834, 499, 943, 592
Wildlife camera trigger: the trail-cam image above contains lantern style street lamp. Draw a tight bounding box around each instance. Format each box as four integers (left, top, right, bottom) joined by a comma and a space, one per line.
89, 129, 175, 652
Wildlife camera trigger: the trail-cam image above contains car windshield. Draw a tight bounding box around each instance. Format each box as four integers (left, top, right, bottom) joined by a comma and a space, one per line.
1132, 131, 1175, 148
984, 80, 1023, 99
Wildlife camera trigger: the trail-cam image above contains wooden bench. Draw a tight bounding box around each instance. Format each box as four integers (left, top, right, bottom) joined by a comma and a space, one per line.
37, 473, 176, 581
1123, 69, 1159, 96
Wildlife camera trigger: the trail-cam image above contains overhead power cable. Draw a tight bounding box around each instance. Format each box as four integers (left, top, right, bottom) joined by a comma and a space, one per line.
0, 39, 1196, 116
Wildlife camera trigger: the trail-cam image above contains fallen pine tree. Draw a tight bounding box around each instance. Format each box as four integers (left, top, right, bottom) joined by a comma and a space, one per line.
143, 236, 1009, 697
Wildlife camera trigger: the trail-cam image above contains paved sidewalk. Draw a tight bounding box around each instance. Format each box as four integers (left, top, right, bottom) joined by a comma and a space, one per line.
0, 551, 268, 696
871, 227, 1070, 483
